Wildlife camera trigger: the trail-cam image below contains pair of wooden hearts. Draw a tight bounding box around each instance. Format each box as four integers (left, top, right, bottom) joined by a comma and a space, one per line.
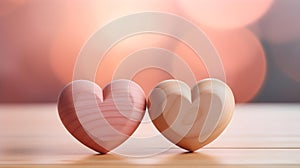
58, 79, 235, 154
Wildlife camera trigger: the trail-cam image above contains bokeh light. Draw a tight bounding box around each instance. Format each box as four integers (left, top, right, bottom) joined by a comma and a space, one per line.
0, 1, 64, 102
173, 27, 267, 102
250, 0, 300, 44
177, 0, 273, 29
0, 0, 26, 17
95, 34, 179, 96
50, 0, 179, 85
0, 0, 299, 102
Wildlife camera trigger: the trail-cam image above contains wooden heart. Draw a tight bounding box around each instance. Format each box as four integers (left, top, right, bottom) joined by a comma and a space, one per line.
148, 78, 235, 152
58, 80, 146, 153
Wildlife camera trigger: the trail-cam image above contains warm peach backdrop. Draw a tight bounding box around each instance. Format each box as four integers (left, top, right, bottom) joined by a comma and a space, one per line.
1, 0, 300, 103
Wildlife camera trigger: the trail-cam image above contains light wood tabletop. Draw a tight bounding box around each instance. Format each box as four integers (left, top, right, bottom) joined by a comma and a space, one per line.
0, 103, 300, 167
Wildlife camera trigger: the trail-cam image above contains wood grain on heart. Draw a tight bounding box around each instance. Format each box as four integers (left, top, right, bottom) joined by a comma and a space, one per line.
57, 80, 146, 153
148, 78, 235, 152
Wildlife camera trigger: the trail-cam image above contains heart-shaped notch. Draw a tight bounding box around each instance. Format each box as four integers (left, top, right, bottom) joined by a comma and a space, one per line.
148, 78, 235, 152
58, 79, 146, 153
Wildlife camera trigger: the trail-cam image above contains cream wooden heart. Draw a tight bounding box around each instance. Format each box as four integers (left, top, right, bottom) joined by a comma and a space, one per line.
58, 80, 146, 153
148, 78, 235, 152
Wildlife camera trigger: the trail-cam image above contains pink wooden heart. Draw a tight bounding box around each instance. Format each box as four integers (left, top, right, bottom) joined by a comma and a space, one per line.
58, 79, 146, 153
148, 78, 235, 152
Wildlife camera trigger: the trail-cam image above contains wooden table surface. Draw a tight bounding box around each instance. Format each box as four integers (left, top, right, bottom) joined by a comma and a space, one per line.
0, 103, 300, 167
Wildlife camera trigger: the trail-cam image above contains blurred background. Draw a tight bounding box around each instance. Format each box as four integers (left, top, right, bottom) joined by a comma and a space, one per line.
0, 0, 300, 103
